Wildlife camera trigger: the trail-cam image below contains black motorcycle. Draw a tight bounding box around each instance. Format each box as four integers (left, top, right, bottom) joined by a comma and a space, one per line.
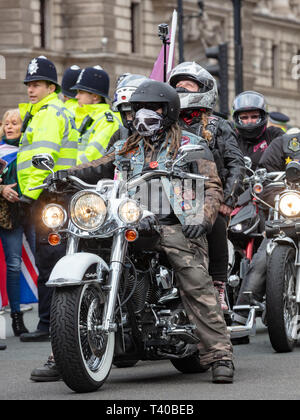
227, 162, 284, 341
265, 161, 300, 352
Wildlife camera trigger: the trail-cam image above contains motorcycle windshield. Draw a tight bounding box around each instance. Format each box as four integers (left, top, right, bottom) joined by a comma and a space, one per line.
229, 202, 257, 226
236, 189, 252, 207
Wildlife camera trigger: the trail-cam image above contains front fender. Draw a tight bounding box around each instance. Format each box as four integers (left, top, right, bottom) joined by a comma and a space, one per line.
266, 236, 298, 257
47, 252, 109, 287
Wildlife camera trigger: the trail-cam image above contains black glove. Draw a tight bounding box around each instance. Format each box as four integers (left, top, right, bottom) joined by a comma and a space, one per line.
182, 224, 207, 239
44, 169, 69, 185
138, 215, 158, 235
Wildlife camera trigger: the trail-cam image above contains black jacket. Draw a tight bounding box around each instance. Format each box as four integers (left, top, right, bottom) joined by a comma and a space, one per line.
259, 131, 300, 172
179, 115, 245, 208
237, 126, 284, 170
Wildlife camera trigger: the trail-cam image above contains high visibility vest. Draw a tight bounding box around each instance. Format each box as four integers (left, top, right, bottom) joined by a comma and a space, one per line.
64, 98, 78, 117
17, 93, 79, 200
75, 103, 121, 165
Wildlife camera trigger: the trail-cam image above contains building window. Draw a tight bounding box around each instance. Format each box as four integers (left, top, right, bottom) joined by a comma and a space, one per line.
40, 0, 47, 48
272, 44, 280, 88
131, 1, 141, 53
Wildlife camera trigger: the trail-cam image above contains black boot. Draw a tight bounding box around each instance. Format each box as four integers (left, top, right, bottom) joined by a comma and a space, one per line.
212, 360, 235, 384
11, 312, 29, 337
31, 355, 61, 382
0, 341, 6, 350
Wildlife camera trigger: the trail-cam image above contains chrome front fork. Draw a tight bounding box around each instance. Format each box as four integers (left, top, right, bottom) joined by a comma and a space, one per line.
103, 231, 128, 333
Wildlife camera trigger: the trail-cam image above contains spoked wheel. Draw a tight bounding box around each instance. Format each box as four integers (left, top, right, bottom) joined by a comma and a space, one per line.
266, 245, 299, 353
51, 283, 115, 393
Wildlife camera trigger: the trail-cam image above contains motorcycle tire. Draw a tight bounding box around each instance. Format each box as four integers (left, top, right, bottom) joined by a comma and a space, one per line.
266, 245, 298, 353
170, 353, 210, 374
50, 284, 115, 393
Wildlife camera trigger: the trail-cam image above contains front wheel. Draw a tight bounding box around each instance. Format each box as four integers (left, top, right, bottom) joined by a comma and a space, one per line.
50, 283, 115, 393
266, 245, 298, 353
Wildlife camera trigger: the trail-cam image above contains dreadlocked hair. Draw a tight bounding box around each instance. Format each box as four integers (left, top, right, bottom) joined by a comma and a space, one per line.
119, 122, 183, 160
201, 111, 213, 142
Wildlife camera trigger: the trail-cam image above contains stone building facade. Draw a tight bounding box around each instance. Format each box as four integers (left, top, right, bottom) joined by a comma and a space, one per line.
0, 0, 300, 126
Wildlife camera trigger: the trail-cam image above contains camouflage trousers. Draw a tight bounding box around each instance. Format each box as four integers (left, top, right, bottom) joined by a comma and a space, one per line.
157, 224, 233, 366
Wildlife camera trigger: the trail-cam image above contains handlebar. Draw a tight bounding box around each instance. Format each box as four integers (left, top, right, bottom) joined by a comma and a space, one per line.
29, 169, 208, 194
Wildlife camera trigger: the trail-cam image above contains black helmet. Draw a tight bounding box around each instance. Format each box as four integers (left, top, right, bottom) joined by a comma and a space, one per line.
61, 65, 81, 98
24, 56, 61, 93
129, 80, 180, 128
232, 91, 268, 139
71, 66, 110, 99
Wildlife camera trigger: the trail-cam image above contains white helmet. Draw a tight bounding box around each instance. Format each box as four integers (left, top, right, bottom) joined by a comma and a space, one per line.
168, 62, 218, 111
113, 74, 148, 129
113, 74, 148, 112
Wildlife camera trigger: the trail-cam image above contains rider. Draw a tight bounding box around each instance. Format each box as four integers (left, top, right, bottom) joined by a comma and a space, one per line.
233, 109, 291, 329
232, 91, 284, 170
31, 80, 234, 384
107, 74, 148, 148
168, 62, 245, 311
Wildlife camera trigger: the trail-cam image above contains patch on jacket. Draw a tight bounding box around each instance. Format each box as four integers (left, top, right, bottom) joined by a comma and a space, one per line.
181, 135, 191, 145
288, 137, 300, 152
253, 140, 268, 153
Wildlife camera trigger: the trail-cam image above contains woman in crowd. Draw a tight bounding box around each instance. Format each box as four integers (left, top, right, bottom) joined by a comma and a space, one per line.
0, 109, 34, 336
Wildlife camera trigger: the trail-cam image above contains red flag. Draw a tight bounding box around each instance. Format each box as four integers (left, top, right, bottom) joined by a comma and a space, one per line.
0, 241, 8, 307
0, 236, 38, 309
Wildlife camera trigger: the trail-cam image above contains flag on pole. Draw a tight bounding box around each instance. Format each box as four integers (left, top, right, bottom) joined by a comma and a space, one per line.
0, 235, 38, 308
150, 10, 178, 82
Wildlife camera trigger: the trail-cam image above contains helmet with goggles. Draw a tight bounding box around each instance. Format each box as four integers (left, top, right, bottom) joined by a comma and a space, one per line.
129, 80, 180, 129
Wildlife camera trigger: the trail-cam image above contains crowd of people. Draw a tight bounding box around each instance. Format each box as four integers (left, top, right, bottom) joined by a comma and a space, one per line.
0, 55, 298, 384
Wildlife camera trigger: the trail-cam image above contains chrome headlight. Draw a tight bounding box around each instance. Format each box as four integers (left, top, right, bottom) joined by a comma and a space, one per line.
118, 199, 142, 224
279, 192, 300, 217
70, 191, 107, 231
42, 204, 66, 229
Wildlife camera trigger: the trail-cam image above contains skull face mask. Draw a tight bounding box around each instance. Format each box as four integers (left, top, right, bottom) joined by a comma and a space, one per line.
133, 108, 163, 137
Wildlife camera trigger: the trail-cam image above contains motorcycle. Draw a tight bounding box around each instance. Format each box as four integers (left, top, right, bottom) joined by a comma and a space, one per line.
30, 146, 211, 393
265, 161, 300, 352
227, 159, 285, 342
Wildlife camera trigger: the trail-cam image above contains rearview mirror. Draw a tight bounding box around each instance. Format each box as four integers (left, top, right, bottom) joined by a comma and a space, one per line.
173, 145, 206, 168
244, 156, 252, 170
32, 154, 55, 172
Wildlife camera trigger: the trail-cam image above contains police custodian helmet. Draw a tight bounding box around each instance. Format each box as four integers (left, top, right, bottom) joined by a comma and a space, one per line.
24, 56, 61, 93
61, 65, 81, 98
71, 66, 110, 99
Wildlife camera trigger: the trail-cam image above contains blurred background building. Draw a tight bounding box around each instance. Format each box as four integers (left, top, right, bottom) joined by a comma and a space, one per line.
0, 0, 300, 126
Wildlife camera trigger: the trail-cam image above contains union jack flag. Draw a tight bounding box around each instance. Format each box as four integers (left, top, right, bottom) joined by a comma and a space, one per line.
0, 235, 38, 308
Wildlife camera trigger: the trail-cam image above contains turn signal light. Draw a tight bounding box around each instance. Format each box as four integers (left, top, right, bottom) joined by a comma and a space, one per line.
253, 183, 263, 194
48, 233, 61, 246
125, 229, 138, 242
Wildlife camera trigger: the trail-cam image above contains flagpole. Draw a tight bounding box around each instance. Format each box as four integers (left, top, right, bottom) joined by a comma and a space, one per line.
167, 10, 178, 76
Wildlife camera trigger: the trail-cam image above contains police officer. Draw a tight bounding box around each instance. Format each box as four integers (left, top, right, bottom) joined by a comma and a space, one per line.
18, 56, 79, 342
268, 111, 290, 133
61, 65, 81, 115
31, 80, 234, 384
71, 66, 121, 165
232, 91, 284, 170
168, 62, 245, 311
